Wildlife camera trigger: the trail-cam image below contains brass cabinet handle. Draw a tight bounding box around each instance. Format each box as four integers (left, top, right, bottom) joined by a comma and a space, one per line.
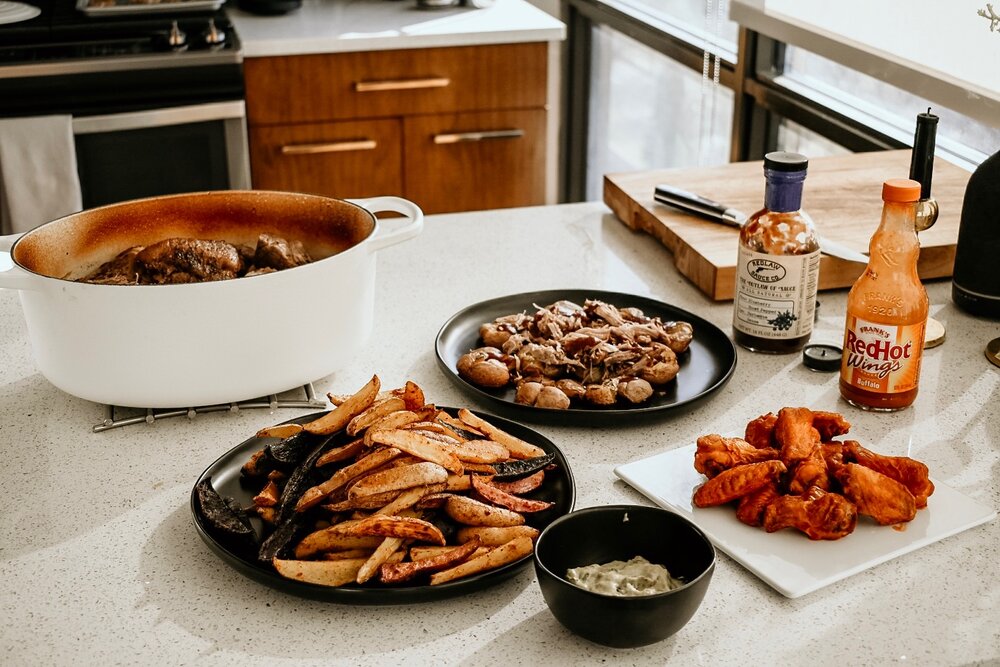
433, 129, 526, 144
280, 139, 378, 155
354, 77, 451, 93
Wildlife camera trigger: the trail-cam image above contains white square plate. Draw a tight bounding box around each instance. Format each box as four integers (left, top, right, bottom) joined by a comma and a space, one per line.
614, 444, 996, 598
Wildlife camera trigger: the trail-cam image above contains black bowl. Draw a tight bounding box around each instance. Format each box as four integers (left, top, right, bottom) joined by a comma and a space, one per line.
533, 505, 715, 648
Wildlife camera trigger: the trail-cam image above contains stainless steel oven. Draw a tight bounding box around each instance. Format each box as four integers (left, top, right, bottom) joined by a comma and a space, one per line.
0, 0, 249, 209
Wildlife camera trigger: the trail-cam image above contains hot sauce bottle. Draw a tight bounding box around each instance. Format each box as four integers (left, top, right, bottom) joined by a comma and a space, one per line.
839, 179, 928, 411
732, 152, 821, 353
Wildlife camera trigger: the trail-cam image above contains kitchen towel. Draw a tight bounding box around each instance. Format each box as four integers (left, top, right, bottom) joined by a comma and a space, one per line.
0, 115, 83, 236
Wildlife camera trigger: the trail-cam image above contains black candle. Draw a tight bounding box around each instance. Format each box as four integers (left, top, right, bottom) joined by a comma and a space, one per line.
909, 108, 939, 199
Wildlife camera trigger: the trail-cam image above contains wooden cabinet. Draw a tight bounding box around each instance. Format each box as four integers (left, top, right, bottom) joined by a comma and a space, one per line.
244, 42, 550, 214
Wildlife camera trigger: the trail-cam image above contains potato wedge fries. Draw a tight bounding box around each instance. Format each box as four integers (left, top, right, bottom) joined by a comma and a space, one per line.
207, 373, 564, 591
445, 495, 526, 527
429, 536, 534, 585
304, 374, 381, 435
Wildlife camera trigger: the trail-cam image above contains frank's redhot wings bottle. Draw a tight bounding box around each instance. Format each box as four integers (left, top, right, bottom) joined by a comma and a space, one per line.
732, 152, 821, 353
839, 179, 928, 411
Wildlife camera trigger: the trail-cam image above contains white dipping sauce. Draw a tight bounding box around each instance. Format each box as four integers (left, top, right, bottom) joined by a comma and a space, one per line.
566, 556, 683, 596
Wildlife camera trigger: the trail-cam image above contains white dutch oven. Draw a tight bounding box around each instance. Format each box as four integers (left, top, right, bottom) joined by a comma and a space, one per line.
0, 190, 422, 408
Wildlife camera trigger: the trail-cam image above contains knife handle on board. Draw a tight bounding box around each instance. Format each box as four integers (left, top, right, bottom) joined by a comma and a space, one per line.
653, 184, 745, 228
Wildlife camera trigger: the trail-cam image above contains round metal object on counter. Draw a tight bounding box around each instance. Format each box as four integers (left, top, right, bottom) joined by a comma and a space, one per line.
924, 316, 945, 349
987, 338, 1000, 369
802, 343, 842, 372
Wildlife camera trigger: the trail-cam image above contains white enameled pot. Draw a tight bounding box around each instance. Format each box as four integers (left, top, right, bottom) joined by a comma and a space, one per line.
0, 191, 422, 408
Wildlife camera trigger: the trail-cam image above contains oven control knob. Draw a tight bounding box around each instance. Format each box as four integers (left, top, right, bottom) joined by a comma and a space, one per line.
168, 21, 187, 50
203, 19, 226, 48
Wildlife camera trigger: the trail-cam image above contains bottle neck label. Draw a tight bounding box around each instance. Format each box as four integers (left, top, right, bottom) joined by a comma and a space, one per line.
765, 181, 804, 213
732, 246, 820, 340
840, 316, 925, 396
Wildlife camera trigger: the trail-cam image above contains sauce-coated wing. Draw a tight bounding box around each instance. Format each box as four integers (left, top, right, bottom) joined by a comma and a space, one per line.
787, 445, 831, 495
744, 412, 778, 449
774, 407, 820, 467
812, 411, 851, 441
844, 441, 935, 508
762, 487, 857, 540
735, 481, 781, 527
834, 463, 917, 525
693, 460, 787, 508
694, 434, 779, 479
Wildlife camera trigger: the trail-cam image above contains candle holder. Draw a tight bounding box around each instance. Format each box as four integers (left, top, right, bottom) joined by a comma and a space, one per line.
915, 197, 938, 231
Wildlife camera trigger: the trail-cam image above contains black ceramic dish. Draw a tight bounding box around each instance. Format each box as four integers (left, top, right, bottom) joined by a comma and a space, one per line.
191, 408, 575, 604
435, 289, 737, 425
533, 505, 715, 648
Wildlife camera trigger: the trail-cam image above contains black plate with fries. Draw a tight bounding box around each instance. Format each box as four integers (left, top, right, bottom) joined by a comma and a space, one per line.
435, 289, 737, 424
191, 408, 575, 604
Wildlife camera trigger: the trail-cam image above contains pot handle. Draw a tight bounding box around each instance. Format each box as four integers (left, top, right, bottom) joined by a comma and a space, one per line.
351, 196, 424, 253
0, 233, 40, 291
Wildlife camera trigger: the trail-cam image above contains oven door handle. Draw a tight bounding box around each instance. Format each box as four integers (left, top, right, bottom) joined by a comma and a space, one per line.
72, 101, 247, 134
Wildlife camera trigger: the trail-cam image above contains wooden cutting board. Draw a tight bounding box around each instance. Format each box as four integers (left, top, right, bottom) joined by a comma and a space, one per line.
603, 150, 970, 301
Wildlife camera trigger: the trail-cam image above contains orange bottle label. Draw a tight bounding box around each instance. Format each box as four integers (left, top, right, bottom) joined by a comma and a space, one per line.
840, 316, 925, 395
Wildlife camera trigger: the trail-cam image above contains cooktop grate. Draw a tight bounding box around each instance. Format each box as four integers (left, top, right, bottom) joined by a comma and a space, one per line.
93, 383, 327, 432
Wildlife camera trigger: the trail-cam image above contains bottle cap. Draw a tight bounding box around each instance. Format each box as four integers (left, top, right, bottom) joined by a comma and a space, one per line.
882, 179, 921, 203
764, 151, 808, 172
802, 343, 842, 372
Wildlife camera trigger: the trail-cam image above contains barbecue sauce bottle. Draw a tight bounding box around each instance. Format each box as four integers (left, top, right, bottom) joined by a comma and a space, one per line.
839, 179, 928, 411
732, 152, 820, 353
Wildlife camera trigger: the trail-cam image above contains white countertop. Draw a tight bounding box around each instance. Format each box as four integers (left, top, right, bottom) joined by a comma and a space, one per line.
730, 0, 1000, 127
1, 201, 998, 665
229, 0, 566, 58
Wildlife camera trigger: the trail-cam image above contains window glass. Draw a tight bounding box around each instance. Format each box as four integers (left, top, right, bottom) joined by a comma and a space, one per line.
781, 46, 1000, 169
586, 24, 734, 201
611, 0, 739, 57
776, 119, 851, 159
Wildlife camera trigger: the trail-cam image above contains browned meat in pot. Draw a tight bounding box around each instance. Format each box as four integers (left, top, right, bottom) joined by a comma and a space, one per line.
136, 238, 243, 284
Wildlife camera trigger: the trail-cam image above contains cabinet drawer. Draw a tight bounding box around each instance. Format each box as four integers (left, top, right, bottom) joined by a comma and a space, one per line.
249, 119, 403, 199
403, 109, 547, 214
245, 43, 548, 126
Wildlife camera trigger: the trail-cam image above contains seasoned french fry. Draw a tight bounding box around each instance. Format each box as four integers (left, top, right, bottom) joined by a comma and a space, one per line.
362, 409, 435, 446
399, 380, 426, 411
414, 492, 455, 509
357, 537, 406, 584
436, 411, 485, 438
255, 423, 304, 439
380, 537, 482, 584
429, 536, 534, 585
445, 474, 473, 492
435, 439, 510, 464
445, 495, 526, 527
348, 462, 449, 500
489, 470, 545, 495
471, 475, 554, 513
457, 409, 546, 459
321, 549, 375, 561
296, 447, 402, 512
369, 429, 465, 475
315, 438, 367, 467
304, 374, 381, 435
274, 557, 368, 587
252, 480, 280, 508
336, 514, 446, 545
347, 397, 406, 437
321, 489, 402, 512
294, 528, 383, 559
455, 525, 540, 546
376, 483, 446, 516
274, 552, 406, 586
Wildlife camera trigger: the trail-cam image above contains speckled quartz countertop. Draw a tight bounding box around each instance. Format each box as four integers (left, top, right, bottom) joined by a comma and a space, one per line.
1, 202, 998, 665
229, 0, 566, 58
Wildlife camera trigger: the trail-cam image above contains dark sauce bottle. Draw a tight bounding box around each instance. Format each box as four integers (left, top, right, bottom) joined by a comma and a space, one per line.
732, 152, 821, 353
